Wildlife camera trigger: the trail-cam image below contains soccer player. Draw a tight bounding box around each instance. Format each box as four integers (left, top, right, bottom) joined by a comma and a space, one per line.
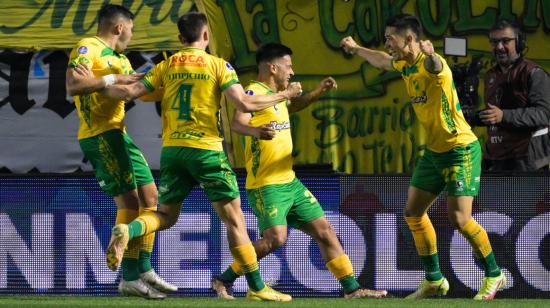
340, 14, 506, 300
95, 12, 302, 301
211, 43, 388, 300
65, 4, 175, 299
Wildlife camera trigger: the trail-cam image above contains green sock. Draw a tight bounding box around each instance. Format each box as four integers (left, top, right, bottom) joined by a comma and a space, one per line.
479, 252, 501, 277
219, 266, 240, 283
245, 269, 265, 291
127, 221, 143, 240
340, 275, 361, 294
121, 258, 140, 281
421, 253, 444, 281
138, 251, 152, 273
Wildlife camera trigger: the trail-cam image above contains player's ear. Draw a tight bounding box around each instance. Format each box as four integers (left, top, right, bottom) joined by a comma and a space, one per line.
114, 23, 123, 35
203, 29, 209, 42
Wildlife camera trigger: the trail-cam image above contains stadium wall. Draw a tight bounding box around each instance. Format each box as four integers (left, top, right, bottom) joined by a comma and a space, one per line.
0, 174, 548, 298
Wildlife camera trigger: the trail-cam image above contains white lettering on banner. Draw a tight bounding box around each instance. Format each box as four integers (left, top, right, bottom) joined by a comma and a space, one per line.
287, 213, 366, 292
516, 212, 550, 291
450, 212, 513, 290
158, 213, 211, 288
0, 213, 54, 289
65, 214, 117, 288
375, 213, 423, 290
0, 212, 549, 293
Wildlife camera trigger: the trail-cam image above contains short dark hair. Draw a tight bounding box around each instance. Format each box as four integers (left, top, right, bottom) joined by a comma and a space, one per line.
490, 19, 520, 36
385, 14, 422, 40
177, 12, 208, 43
256, 43, 293, 65
98, 4, 134, 26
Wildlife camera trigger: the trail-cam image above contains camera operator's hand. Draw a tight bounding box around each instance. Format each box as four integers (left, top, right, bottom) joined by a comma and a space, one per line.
479, 103, 503, 125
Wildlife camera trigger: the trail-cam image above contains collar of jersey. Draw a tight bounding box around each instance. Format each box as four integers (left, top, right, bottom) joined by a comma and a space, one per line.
404, 51, 424, 68
93, 36, 122, 58
181, 47, 206, 52
249, 80, 274, 94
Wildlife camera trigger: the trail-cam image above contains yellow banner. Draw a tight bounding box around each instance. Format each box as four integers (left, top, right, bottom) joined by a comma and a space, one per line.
0, 1, 192, 51
198, 0, 550, 174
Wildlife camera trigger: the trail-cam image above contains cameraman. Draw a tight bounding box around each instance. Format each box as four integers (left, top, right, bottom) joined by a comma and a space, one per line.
478, 19, 550, 172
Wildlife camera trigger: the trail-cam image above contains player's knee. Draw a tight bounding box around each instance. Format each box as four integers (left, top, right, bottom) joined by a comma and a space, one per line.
449, 215, 470, 229
266, 232, 287, 250
314, 223, 336, 243
142, 191, 158, 209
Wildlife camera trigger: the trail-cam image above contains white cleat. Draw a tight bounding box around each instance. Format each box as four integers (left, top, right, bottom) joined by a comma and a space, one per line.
118, 278, 166, 300
140, 269, 178, 293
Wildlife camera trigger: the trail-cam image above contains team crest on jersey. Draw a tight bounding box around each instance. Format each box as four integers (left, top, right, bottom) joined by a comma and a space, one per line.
225, 62, 234, 70
455, 181, 464, 191
245, 89, 254, 96
77, 46, 88, 54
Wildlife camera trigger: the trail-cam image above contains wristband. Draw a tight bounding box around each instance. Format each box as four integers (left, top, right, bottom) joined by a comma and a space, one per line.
102, 74, 116, 86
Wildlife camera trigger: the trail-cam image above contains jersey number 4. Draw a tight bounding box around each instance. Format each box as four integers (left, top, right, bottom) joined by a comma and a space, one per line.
171, 84, 193, 120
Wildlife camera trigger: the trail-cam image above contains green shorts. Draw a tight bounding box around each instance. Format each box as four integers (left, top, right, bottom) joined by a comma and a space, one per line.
246, 178, 325, 234
411, 141, 481, 196
79, 129, 154, 196
158, 146, 240, 204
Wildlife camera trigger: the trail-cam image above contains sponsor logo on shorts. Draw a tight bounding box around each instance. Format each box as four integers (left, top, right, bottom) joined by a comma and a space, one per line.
159, 185, 169, 193
245, 89, 254, 96
455, 181, 464, 191
98, 180, 105, 187
268, 208, 278, 218
77, 46, 88, 54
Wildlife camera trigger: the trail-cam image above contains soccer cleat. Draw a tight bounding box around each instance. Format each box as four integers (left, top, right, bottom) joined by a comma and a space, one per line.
405, 277, 449, 299
473, 272, 506, 301
344, 288, 388, 299
118, 278, 166, 299
140, 269, 178, 293
246, 285, 292, 302
211, 277, 235, 300
106, 224, 130, 271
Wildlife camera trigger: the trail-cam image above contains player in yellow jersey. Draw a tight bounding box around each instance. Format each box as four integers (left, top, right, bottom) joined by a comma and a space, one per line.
341, 14, 505, 300
65, 4, 175, 299
211, 43, 388, 300
91, 12, 302, 301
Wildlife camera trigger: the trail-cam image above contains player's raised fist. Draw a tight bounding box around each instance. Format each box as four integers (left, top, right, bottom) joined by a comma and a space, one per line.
420, 40, 435, 57
340, 36, 359, 55
319, 77, 337, 92
287, 82, 303, 98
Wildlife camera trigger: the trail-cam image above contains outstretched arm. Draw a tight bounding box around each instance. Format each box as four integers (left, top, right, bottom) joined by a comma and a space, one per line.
223, 82, 302, 112
102, 82, 151, 102
66, 63, 145, 96
340, 36, 394, 71
287, 77, 337, 113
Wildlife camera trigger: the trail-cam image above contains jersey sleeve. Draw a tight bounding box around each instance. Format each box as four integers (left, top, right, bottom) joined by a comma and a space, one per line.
217, 59, 240, 91
68, 39, 97, 69
141, 59, 167, 92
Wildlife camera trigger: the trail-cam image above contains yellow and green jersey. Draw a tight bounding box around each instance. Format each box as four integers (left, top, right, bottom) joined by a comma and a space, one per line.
392, 52, 477, 152
243, 81, 295, 189
68, 37, 134, 140
141, 47, 239, 151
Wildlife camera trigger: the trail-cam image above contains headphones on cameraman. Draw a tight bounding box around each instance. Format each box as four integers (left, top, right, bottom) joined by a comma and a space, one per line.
516, 28, 526, 55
